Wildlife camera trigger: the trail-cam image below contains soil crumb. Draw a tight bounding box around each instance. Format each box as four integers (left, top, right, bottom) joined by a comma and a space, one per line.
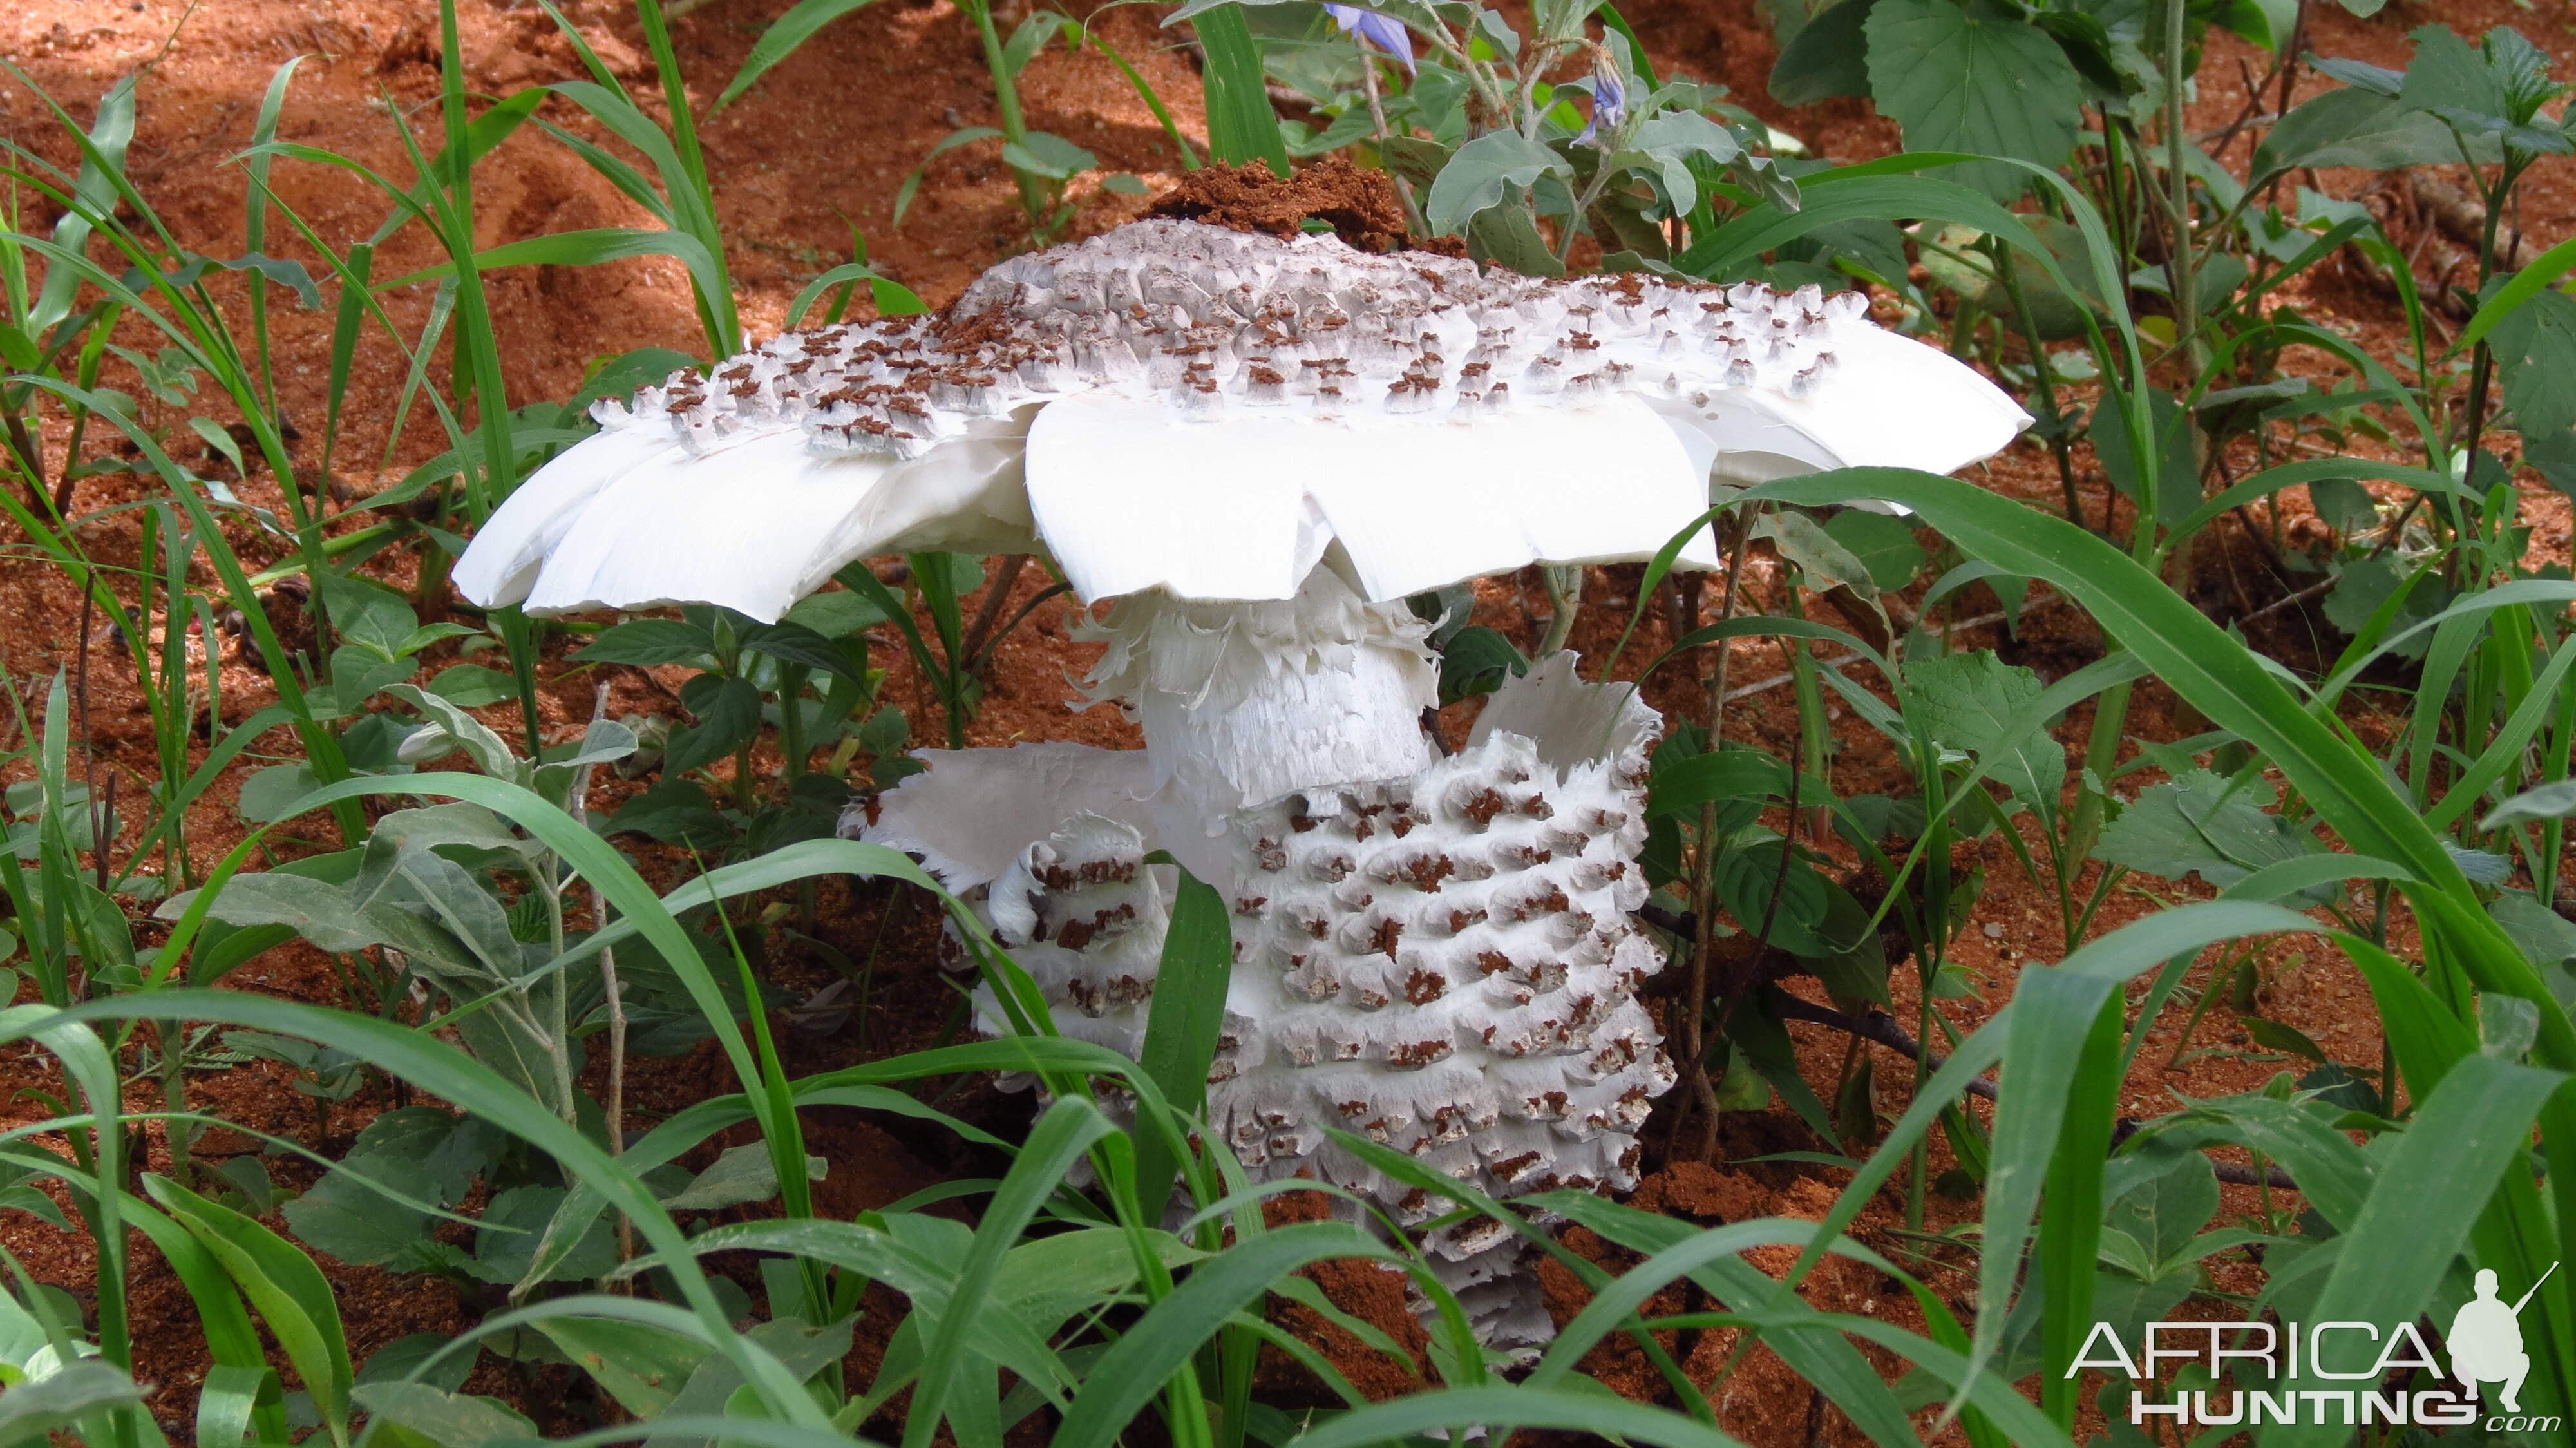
1144, 154, 1411, 252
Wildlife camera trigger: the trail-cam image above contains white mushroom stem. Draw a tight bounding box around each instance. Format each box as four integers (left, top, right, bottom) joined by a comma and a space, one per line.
1076, 564, 1441, 878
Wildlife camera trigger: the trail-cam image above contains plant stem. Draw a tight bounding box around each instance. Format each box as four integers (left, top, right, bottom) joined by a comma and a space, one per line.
963, 0, 1051, 231
1539, 564, 1584, 656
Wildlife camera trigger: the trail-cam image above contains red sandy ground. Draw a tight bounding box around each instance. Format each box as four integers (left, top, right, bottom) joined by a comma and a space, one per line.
0, 0, 2570, 1442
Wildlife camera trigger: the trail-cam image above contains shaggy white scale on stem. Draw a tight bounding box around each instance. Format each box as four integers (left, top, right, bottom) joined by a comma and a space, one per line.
858, 654, 1671, 1346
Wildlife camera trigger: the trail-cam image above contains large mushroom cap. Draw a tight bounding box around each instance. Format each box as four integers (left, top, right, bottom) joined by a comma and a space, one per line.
454, 220, 2029, 622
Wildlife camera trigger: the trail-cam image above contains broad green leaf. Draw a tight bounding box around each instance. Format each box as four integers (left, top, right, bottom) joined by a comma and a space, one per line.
2398, 23, 2507, 125
2489, 284, 2576, 437
357, 1334, 475, 1393
571, 618, 717, 667
2094, 769, 2320, 890
1863, 0, 2081, 200
160, 872, 391, 956
317, 573, 417, 658
2487, 778, 2576, 829
1915, 217, 2101, 340
1422, 131, 1573, 236
2089, 386, 2195, 533
1906, 651, 2060, 809
533, 1317, 710, 1417
2306, 475, 2380, 534
280, 1156, 433, 1267
782, 587, 893, 639
348, 1381, 532, 1448
664, 677, 762, 775
476, 1186, 618, 1284
661, 1141, 827, 1212
2488, 895, 2576, 1012
1437, 625, 1527, 705
1002, 132, 1097, 180
1752, 510, 1877, 596
0, 1362, 143, 1447
1822, 510, 1924, 591
1647, 748, 1791, 819
236, 763, 325, 824
1768, 0, 1877, 104
2249, 85, 2462, 184
2100, 1149, 2219, 1276
1466, 200, 1567, 279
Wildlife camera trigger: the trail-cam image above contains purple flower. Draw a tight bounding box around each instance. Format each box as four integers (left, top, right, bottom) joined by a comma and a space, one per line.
1325, 5, 1415, 74
1578, 56, 1626, 144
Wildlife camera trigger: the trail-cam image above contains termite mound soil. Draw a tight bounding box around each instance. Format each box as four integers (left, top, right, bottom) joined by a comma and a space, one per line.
1144, 153, 1413, 252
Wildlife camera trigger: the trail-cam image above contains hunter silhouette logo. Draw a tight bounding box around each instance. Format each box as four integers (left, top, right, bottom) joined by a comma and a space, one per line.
2450, 1263, 2555, 1412
2070, 1261, 2564, 1433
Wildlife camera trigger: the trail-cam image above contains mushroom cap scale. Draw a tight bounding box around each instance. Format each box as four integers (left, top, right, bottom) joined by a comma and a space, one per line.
454, 219, 2027, 622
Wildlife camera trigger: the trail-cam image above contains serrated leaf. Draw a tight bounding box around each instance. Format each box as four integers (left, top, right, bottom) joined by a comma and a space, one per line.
2397, 23, 2505, 126
1822, 510, 1924, 591
474, 1186, 617, 1284
1863, 0, 2083, 200
1906, 651, 2060, 809
236, 763, 325, 824
663, 678, 762, 775
2489, 285, 2576, 437
2093, 769, 2321, 888
1768, 0, 1877, 105
570, 618, 717, 667
281, 1159, 433, 1268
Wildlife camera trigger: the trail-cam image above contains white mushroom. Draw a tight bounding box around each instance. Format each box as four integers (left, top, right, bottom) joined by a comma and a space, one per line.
453, 218, 2030, 1343
457, 219, 2027, 852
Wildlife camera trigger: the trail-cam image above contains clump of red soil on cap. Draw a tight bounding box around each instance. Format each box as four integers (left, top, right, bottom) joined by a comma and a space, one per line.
1144, 153, 1412, 252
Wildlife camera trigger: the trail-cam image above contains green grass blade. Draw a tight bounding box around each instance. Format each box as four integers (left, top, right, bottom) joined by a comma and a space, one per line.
143, 1174, 352, 1446
1131, 862, 1232, 1209
904, 1098, 1115, 1448
32, 994, 829, 1427
1056, 1221, 1412, 1448
1187, 5, 1289, 173
2264, 1054, 2568, 1445
715, 0, 884, 111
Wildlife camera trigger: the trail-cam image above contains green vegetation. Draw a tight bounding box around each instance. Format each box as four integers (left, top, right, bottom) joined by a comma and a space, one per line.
3, 1, 2575, 1444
